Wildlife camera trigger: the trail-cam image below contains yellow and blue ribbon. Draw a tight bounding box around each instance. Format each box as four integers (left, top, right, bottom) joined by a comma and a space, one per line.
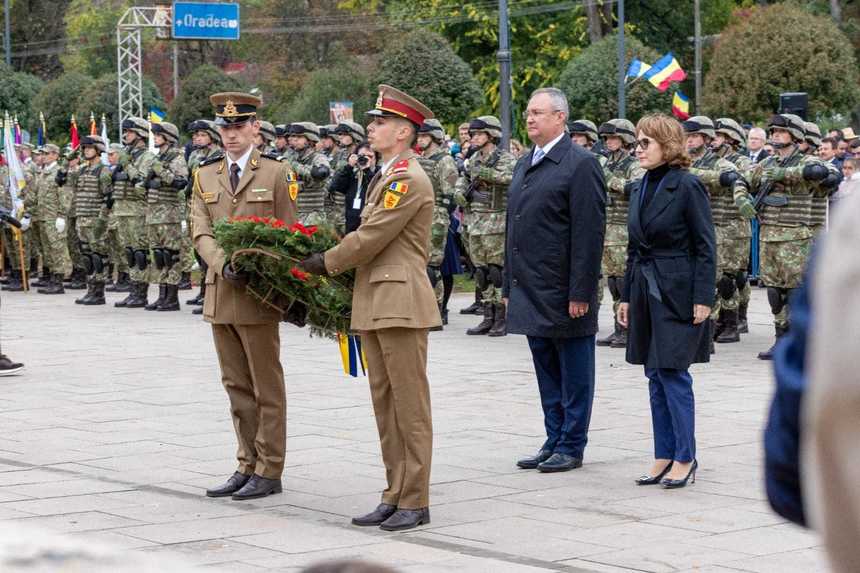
338, 333, 367, 377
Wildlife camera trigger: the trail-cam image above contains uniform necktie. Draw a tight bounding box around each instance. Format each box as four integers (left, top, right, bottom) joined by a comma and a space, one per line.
532, 148, 545, 166
230, 163, 240, 193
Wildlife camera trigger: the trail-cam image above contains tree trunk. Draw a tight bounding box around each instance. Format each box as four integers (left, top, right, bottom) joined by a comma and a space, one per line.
586, 2, 603, 43
601, 0, 614, 36
830, 0, 842, 23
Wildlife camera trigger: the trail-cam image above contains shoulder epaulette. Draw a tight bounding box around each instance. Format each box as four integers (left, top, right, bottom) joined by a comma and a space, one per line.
392, 159, 410, 173
199, 151, 224, 167
261, 151, 283, 162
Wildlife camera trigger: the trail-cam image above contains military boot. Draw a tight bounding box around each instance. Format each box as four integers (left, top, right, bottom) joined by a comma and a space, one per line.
145, 284, 167, 311
38, 274, 65, 295
467, 304, 495, 335
186, 282, 205, 306
488, 303, 507, 337
441, 308, 449, 326
66, 268, 87, 290
82, 281, 106, 305
709, 321, 715, 355
177, 272, 192, 291
157, 284, 180, 311
114, 282, 136, 307
192, 306, 203, 315
75, 281, 95, 304
106, 271, 131, 293
125, 282, 149, 308
758, 325, 788, 361
460, 288, 483, 315
2, 270, 23, 292
597, 320, 621, 347
430, 304, 444, 332
738, 303, 749, 334
715, 309, 741, 343
610, 326, 628, 348
31, 268, 51, 287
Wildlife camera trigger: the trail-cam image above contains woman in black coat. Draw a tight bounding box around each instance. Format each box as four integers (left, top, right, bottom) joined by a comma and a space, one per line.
617, 113, 716, 489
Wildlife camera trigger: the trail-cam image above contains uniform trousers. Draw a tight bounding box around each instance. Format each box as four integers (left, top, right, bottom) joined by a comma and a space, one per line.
212, 322, 286, 480
646, 367, 695, 462
526, 335, 596, 458
361, 327, 432, 509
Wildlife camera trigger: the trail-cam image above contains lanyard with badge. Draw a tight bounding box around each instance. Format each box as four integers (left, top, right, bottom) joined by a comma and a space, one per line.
353, 169, 365, 210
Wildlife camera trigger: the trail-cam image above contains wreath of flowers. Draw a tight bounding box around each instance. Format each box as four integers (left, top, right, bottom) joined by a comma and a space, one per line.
213, 216, 354, 338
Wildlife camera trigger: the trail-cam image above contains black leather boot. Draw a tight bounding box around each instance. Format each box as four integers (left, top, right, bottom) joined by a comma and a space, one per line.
177, 271, 192, 290
67, 268, 87, 290
2, 270, 22, 292
460, 287, 483, 315
487, 303, 507, 337
715, 309, 741, 343
145, 284, 166, 311
75, 281, 95, 304
106, 271, 131, 293
738, 302, 749, 334
157, 284, 180, 311
82, 281, 106, 305
611, 325, 629, 348
31, 268, 51, 287
38, 274, 65, 295
758, 324, 788, 360
466, 303, 494, 335
597, 319, 620, 347
125, 282, 149, 308
186, 282, 205, 305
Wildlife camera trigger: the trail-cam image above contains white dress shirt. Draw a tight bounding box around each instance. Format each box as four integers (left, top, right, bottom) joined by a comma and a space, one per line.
226, 146, 254, 181
532, 131, 566, 165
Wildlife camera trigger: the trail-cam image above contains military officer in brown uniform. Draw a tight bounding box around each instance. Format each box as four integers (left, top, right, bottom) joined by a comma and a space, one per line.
191, 92, 299, 500
302, 85, 440, 531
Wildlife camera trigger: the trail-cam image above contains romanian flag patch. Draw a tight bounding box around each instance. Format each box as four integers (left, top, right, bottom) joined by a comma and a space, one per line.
286, 171, 298, 182
383, 191, 402, 209
388, 181, 408, 195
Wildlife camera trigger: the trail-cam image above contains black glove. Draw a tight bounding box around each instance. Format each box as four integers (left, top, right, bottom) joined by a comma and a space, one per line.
300, 253, 327, 275
55, 170, 67, 187
719, 170, 740, 188
222, 263, 249, 288
283, 300, 308, 327
112, 170, 129, 182
623, 179, 640, 199
146, 177, 162, 189
104, 192, 115, 210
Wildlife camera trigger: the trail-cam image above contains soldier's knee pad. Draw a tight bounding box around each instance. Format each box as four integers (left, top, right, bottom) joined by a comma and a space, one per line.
735, 271, 748, 291
152, 248, 165, 270
488, 264, 504, 288
717, 273, 737, 300
767, 287, 786, 315
426, 265, 440, 288
134, 249, 149, 271
125, 247, 136, 268
607, 276, 622, 300
80, 253, 94, 275
474, 266, 489, 290
165, 249, 180, 269
92, 253, 107, 274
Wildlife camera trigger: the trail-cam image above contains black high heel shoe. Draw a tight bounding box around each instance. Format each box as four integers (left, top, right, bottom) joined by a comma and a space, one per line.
661, 459, 698, 489
634, 461, 673, 485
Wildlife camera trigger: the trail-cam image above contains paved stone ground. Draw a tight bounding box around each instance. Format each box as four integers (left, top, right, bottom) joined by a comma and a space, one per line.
0, 284, 827, 572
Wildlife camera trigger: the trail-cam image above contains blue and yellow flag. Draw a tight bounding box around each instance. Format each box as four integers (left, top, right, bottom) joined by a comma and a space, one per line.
338, 333, 367, 378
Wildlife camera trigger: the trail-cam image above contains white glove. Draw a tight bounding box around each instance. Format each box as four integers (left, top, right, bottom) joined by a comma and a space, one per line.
181, 220, 188, 233
19, 216, 30, 231
55, 217, 66, 233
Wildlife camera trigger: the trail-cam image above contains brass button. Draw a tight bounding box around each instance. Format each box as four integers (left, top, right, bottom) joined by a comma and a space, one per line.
232, 198, 237, 204
384, 274, 390, 278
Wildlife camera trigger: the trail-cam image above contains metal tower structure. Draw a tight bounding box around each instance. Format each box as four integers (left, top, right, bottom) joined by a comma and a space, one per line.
116, 6, 171, 140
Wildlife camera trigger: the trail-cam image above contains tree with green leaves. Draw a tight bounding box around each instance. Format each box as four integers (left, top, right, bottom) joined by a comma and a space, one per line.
558, 34, 672, 123
277, 60, 374, 125
73, 73, 164, 139
33, 71, 93, 142
168, 65, 245, 133
374, 29, 482, 126
702, 3, 860, 122
61, 0, 132, 78
0, 64, 45, 134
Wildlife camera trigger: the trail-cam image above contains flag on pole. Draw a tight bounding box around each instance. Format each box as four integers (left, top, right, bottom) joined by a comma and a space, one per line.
643, 53, 687, 92
337, 333, 367, 378
13, 116, 21, 145
37, 112, 45, 147
70, 115, 80, 149
100, 114, 110, 166
672, 91, 691, 120
3, 113, 26, 205
625, 58, 652, 81
89, 112, 97, 136
148, 107, 165, 153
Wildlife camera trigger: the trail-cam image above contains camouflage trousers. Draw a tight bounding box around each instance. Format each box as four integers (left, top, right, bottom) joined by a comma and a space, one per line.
430, 207, 450, 304
106, 212, 128, 275
77, 216, 109, 282
712, 228, 740, 316
598, 228, 627, 310
325, 201, 346, 236
32, 220, 71, 276
2, 227, 30, 271
67, 216, 82, 274
115, 215, 148, 283
300, 210, 328, 228
147, 222, 183, 286
469, 232, 504, 304
759, 238, 811, 289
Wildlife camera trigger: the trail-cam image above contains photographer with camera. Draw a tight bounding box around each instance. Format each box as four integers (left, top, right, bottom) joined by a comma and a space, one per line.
328, 143, 378, 234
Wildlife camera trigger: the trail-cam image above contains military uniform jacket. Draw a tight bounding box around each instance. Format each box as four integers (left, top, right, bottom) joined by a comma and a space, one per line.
191, 147, 299, 325
24, 162, 64, 221
324, 150, 441, 331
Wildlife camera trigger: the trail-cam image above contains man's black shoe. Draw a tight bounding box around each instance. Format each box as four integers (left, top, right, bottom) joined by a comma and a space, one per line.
0, 355, 24, 376
205, 472, 251, 498
231, 475, 282, 500
379, 508, 430, 531
537, 453, 582, 473
516, 449, 553, 469
351, 503, 397, 526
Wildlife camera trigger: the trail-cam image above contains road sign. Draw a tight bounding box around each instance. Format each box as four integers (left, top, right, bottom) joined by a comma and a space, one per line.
172, 2, 240, 41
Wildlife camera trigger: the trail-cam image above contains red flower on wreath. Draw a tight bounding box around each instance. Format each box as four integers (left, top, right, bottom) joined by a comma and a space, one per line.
290, 267, 309, 282
269, 218, 286, 229
289, 222, 318, 237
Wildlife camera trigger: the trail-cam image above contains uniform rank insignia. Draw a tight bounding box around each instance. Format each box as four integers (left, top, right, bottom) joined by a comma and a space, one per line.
392, 159, 409, 173
289, 182, 299, 201
383, 191, 402, 209
389, 181, 408, 194
202, 191, 215, 201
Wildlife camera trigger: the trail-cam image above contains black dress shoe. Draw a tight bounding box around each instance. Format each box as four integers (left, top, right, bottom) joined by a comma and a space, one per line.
231, 474, 282, 500
635, 461, 673, 485
537, 453, 582, 473
205, 472, 251, 497
516, 449, 553, 469
379, 508, 430, 531
662, 460, 698, 489
351, 503, 397, 526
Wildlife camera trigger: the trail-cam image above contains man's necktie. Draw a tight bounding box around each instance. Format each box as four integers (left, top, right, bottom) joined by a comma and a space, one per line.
532, 148, 545, 166
230, 163, 240, 193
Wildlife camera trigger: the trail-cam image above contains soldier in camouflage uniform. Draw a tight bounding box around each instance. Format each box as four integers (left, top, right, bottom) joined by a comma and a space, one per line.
712, 117, 754, 334
416, 119, 458, 326
184, 120, 223, 315
567, 119, 602, 158
735, 113, 839, 359
71, 135, 113, 305
24, 147, 50, 288
109, 117, 156, 308
283, 123, 331, 227
318, 125, 337, 160
0, 147, 35, 292
22, 144, 72, 294
255, 121, 278, 155
103, 143, 132, 294
142, 122, 189, 312
684, 116, 749, 344
454, 116, 515, 337
803, 121, 838, 237
595, 119, 643, 348
56, 146, 85, 289
328, 121, 365, 232
274, 124, 290, 157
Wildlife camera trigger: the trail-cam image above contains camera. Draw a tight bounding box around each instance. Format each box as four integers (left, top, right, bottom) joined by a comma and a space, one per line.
357, 155, 370, 167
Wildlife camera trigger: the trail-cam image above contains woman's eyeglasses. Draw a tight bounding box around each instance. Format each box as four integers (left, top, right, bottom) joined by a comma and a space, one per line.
636, 138, 653, 150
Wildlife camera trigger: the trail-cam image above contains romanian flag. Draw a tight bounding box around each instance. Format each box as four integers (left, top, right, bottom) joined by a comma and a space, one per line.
70, 115, 80, 149
626, 59, 652, 81
672, 91, 691, 120
644, 53, 687, 92
338, 333, 367, 378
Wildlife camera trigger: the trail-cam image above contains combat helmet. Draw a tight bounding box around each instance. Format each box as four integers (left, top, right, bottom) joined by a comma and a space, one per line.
80, 135, 107, 154
151, 122, 179, 145
188, 119, 222, 145
258, 121, 276, 143
767, 113, 806, 143
469, 115, 502, 142
418, 118, 446, 143
598, 118, 636, 146
288, 122, 321, 143
567, 119, 599, 144
715, 118, 746, 147
121, 116, 149, 139
334, 120, 366, 143
804, 121, 822, 148
682, 116, 716, 140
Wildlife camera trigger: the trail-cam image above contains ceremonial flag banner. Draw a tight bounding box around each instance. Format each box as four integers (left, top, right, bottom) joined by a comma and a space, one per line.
338, 333, 367, 378
644, 53, 687, 92
37, 112, 45, 147
672, 91, 691, 120
3, 114, 26, 203
13, 117, 21, 145
100, 115, 110, 165
626, 58, 652, 81
89, 112, 97, 136
148, 107, 165, 152
70, 115, 80, 149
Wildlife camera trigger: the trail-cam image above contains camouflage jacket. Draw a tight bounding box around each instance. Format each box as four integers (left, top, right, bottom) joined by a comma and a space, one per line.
113, 143, 156, 216
690, 150, 747, 227
73, 160, 112, 219
454, 147, 515, 235
23, 162, 65, 221
416, 147, 458, 211
286, 148, 331, 216
146, 145, 189, 224
603, 149, 643, 226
